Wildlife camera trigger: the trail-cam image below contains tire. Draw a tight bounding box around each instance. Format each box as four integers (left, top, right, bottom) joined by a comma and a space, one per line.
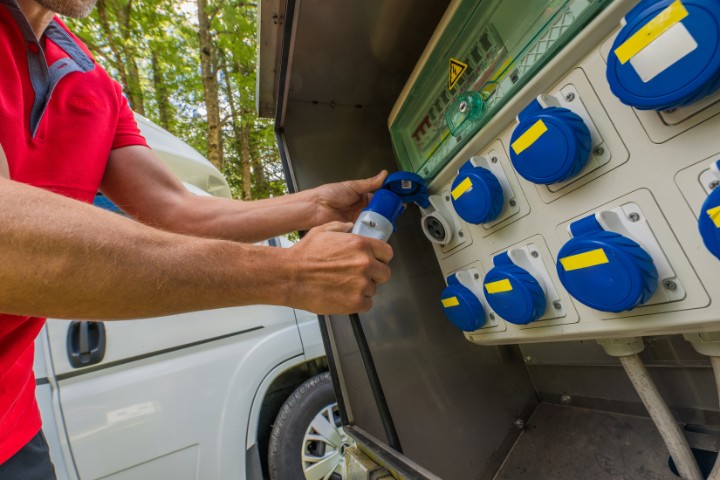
268, 372, 351, 480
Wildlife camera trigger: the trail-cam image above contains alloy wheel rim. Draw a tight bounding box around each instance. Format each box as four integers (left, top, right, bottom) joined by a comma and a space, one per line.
301, 402, 352, 480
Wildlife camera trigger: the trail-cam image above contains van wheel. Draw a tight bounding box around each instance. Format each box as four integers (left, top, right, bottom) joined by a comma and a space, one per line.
268, 372, 352, 480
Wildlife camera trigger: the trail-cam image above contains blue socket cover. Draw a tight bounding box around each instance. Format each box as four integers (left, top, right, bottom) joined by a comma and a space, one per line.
382, 171, 430, 208
484, 252, 546, 325
440, 274, 485, 332
509, 100, 592, 184
699, 163, 720, 260
361, 172, 429, 231
557, 215, 658, 313
450, 159, 504, 224
607, 0, 720, 110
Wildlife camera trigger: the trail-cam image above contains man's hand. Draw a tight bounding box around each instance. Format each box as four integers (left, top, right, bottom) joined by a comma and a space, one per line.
283, 221, 393, 314
309, 171, 388, 226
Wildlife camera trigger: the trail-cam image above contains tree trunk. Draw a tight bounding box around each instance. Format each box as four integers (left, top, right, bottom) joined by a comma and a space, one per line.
116, 0, 145, 116
197, 0, 223, 170
221, 58, 252, 200
250, 138, 268, 194
240, 124, 253, 200
125, 55, 145, 116
97, 0, 145, 114
150, 49, 172, 130
96, 0, 132, 103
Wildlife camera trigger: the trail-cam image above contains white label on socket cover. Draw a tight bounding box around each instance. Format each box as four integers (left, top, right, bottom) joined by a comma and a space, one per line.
699, 161, 720, 195
506, 244, 566, 322
594, 203, 686, 305
537, 88, 611, 193
453, 268, 499, 330
467, 154, 519, 229
630, 22, 697, 83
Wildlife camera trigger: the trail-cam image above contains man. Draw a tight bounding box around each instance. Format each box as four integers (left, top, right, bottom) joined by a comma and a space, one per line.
0, 0, 394, 478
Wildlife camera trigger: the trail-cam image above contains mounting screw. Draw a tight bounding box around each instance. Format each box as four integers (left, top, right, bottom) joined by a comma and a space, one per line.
489, 313, 496, 321
459, 101, 468, 113
368, 221, 376, 228
531, 250, 539, 258
553, 300, 562, 310
445, 195, 451, 202
663, 279, 678, 291
628, 212, 640, 222
593, 146, 605, 156
509, 199, 517, 207
473, 273, 480, 280
710, 180, 720, 190
458, 231, 464, 238
491, 156, 498, 164
514, 418, 526, 430
560, 394, 572, 405
565, 92, 575, 102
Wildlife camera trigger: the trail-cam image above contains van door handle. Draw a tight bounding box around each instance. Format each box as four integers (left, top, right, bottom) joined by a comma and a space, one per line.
67, 321, 106, 368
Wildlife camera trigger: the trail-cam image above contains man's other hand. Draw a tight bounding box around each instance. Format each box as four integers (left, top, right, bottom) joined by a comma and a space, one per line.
284, 221, 393, 314
310, 170, 388, 226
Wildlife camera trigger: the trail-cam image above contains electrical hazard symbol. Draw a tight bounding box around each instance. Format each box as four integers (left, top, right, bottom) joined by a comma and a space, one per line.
449, 58, 468, 90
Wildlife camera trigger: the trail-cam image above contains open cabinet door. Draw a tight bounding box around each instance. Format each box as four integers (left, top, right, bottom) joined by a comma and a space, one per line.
260, 0, 720, 479
259, 2, 537, 478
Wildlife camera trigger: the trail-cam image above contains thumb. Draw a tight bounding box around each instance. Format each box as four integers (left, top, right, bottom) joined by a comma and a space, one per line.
355, 170, 388, 193
320, 221, 354, 233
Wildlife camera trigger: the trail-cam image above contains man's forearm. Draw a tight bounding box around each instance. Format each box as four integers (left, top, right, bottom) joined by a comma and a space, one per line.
99, 146, 318, 242
0, 178, 292, 320
163, 189, 320, 243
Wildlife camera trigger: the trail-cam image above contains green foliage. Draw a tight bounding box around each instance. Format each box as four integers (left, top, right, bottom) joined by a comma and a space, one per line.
68, 0, 285, 200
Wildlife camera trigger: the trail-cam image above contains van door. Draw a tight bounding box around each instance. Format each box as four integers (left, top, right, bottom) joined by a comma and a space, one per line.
44, 304, 302, 479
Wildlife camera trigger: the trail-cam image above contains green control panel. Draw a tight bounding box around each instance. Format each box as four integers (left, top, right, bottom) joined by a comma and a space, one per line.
389, 0, 611, 180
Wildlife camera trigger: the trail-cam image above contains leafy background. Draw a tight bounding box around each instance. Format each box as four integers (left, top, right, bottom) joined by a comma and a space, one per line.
68, 0, 286, 201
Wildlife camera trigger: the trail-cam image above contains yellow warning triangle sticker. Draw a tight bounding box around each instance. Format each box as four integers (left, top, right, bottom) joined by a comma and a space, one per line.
449, 58, 468, 90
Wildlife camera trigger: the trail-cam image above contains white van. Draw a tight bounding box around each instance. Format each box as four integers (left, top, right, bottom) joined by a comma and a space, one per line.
33, 116, 349, 480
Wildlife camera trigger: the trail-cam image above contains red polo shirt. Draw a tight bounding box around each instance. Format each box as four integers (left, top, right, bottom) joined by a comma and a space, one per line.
0, 1, 147, 464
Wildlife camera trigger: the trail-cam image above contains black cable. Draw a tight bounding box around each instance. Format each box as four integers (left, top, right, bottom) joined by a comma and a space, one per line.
348, 312, 403, 453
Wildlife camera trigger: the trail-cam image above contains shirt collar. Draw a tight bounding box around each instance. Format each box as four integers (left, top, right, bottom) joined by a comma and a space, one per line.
0, 0, 94, 69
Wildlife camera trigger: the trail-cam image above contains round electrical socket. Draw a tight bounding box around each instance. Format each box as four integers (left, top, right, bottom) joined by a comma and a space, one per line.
421, 213, 451, 245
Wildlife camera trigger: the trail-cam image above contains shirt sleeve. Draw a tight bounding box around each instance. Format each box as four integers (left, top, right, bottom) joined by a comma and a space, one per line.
112, 82, 149, 150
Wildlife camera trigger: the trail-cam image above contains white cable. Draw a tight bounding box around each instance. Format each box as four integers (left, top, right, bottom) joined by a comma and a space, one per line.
618, 354, 703, 480
706, 356, 720, 480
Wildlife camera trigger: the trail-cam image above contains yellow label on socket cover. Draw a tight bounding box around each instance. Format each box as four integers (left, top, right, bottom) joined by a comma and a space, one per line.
451, 177, 473, 200
707, 205, 720, 228
560, 248, 610, 271
485, 279, 513, 294
442, 297, 460, 308
614, 0, 689, 64
511, 119, 548, 155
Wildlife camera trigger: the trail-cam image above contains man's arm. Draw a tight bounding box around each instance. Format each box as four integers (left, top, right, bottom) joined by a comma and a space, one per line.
0, 144, 8, 179
0, 175, 392, 319
100, 146, 386, 243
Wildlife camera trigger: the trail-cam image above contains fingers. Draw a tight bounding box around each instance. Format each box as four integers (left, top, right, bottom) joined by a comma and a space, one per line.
365, 237, 394, 264
289, 224, 394, 314
367, 260, 391, 285
356, 297, 373, 313
315, 223, 394, 265
319, 221, 353, 233
352, 170, 388, 194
